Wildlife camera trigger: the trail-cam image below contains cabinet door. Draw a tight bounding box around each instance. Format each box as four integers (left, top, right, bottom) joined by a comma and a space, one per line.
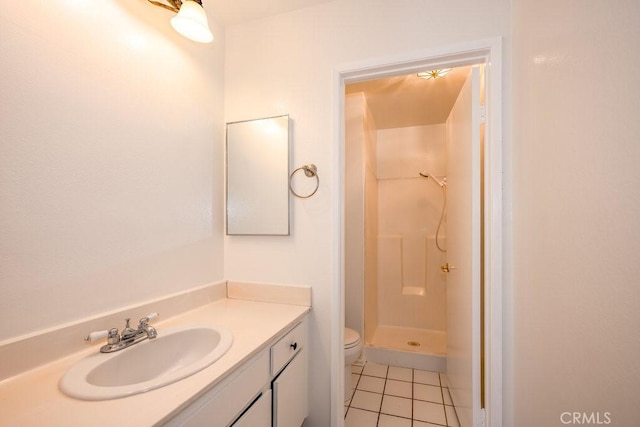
170, 351, 269, 427
233, 390, 271, 427
273, 350, 307, 427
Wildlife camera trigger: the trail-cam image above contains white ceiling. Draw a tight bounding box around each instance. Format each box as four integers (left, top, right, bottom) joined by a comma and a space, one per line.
346, 66, 472, 129
210, 0, 338, 25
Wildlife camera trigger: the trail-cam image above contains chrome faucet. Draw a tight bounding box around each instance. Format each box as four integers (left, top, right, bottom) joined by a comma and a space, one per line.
85, 313, 159, 353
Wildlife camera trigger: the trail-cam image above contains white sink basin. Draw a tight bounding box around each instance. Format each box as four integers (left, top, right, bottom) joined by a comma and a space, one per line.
60, 325, 233, 400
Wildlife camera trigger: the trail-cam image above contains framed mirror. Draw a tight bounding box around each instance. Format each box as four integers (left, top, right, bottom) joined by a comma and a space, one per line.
226, 115, 290, 235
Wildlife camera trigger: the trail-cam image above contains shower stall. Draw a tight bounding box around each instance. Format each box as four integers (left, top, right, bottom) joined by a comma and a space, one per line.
344, 77, 460, 371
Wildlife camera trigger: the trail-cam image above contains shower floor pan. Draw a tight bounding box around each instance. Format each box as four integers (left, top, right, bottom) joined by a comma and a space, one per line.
364, 325, 447, 372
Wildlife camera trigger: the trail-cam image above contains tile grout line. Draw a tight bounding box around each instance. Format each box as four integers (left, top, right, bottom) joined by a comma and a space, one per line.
411, 367, 415, 424
376, 362, 385, 426
378, 364, 389, 424
439, 372, 449, 427
346, 364, 362, 419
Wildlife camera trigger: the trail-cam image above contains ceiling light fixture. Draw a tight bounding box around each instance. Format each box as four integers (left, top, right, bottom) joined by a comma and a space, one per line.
417, 68, 452, 79
146, 0, 214, 43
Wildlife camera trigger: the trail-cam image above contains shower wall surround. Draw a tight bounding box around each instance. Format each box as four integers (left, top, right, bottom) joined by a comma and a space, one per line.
344, 93, 379, 342
376, 125, 447, 332
346, 92, 449, 345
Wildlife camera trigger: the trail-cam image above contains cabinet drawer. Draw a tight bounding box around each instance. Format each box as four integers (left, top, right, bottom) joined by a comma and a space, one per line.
270, 322, 305, 375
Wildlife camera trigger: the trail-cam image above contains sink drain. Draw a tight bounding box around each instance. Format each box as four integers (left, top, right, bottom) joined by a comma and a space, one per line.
407, 340, 421, 347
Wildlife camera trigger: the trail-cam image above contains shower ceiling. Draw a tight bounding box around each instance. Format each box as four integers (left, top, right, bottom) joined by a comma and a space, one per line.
346, 66, 472, 129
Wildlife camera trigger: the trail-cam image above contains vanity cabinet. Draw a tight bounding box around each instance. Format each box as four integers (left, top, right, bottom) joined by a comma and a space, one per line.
165, 318, 307, 427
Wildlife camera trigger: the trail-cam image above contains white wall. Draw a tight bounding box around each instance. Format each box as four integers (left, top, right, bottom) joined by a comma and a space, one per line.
0, 2, 226, 341
224, 1, 509, 424
510, 0, 640, 425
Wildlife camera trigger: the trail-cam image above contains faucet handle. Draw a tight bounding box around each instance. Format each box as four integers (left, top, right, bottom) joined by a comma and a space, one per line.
85, 330, 109, 342
139, 312, 159, 325
85, 328, 120, 343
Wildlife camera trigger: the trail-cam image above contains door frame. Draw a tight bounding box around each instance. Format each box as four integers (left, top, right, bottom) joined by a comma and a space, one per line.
332, 38, 503, 426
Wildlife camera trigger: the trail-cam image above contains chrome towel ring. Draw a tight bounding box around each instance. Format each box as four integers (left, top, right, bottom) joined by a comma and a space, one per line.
289, 164, 319, 198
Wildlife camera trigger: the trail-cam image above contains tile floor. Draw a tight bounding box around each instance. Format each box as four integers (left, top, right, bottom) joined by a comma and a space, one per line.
345, 362, 459, 427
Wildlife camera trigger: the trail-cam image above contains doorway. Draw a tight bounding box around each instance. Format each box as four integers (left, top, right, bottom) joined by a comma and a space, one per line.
335, 39, 503, 427
345, 65, 473, 367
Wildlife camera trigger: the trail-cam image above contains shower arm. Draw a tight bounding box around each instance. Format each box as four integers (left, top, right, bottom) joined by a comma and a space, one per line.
419, 172, 446, 187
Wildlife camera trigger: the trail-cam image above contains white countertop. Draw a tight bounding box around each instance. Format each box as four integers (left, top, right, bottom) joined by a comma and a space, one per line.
0, 298, 310, 426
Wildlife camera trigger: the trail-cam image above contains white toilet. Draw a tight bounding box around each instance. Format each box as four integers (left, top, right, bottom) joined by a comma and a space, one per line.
344, 327, 363, 401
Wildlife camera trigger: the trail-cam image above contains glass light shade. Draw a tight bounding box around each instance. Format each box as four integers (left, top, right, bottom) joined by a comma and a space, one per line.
170, 0, 213, 44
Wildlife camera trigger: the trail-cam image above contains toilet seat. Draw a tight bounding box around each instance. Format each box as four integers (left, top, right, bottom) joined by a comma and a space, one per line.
344, 328, 361, 349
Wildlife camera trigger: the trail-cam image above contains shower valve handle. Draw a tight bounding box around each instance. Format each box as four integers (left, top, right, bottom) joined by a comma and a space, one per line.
441, 263, 454, 273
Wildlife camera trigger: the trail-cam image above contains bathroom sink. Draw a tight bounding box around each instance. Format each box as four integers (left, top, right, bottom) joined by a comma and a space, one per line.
60, 325, 233, 400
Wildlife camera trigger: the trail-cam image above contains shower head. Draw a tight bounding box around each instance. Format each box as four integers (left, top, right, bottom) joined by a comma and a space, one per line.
419, 172, 446, 187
